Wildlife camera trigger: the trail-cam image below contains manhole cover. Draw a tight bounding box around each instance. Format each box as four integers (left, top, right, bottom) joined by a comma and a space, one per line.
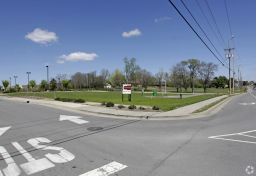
87, 127, 104, 131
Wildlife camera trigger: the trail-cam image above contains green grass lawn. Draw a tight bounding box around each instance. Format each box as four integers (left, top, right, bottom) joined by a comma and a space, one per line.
7, 91, 221, 111
146, 87, 243, 94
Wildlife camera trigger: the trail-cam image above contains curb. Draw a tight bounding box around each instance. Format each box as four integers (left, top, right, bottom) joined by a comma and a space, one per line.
0, 94, 238, 121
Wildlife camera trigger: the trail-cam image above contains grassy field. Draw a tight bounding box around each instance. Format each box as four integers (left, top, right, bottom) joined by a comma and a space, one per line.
7, 91, 222, 111
146, 87, 244, 94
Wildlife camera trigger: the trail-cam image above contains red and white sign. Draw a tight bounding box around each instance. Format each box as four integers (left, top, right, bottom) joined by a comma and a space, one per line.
122, 84, 132, 94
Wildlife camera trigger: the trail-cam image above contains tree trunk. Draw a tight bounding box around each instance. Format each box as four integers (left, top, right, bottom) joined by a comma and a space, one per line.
204, 86, 207, 93
192, 76, 194, 94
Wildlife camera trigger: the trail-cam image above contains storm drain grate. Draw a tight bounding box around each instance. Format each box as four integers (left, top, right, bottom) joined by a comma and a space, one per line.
87, 127, 104, 131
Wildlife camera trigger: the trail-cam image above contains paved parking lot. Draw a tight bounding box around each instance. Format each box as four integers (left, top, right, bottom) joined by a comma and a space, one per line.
0, 92, 256, 175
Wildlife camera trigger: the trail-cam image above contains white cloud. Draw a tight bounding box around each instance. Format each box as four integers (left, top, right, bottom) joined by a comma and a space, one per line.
57, 52, 98, 64
56, 60, 65, 64
25, 28, 58, 44
154, 16, 172, 23
122, 28, 142, 38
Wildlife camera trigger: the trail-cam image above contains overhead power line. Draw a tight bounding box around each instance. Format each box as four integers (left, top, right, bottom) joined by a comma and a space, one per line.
204, 0, 226, 46
167, 0, 226, 67
224, 0, 233, 37
180, 0, 227, 64
194, 0, 225, 48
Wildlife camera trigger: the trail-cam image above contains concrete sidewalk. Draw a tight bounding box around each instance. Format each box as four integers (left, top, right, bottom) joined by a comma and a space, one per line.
0, 94, 230, 119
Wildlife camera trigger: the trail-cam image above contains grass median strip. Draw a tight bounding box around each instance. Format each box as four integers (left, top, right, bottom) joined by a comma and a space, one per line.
7, 91, 223, 111
193, 97, 228, 113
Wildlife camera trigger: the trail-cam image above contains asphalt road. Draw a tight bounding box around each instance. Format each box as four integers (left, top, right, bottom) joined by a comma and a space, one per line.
0, 91, 256, 176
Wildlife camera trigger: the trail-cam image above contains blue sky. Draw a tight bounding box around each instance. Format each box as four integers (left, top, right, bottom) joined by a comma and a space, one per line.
0, 0, 255, 85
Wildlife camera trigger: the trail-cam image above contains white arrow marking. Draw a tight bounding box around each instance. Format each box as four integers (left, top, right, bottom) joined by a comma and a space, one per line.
79, 161, 127, 176
59, 115, 89, 125
0, 126, 11, 136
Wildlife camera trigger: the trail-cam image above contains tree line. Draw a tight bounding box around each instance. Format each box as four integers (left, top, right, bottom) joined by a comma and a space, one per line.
2, 58, 238, 93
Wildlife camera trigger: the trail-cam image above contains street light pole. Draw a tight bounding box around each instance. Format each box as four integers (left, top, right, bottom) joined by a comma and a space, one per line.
46, 65, 49, 90
26, 72, 31, 91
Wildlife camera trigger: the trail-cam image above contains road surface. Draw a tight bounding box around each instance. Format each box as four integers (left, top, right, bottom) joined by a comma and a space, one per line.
0, 91, 256, 176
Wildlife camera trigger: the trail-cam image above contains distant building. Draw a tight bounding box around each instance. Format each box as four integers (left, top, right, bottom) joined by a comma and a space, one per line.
104, 83, 112, 89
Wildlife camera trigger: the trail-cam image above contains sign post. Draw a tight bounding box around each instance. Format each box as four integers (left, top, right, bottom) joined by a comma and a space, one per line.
122, 84, 132, 102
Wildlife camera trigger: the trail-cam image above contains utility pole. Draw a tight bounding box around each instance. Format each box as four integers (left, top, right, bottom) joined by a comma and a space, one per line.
225, 48, 234, 95
46, 65, 49, 90
9, 77, 12, 89
14, 75, 18, 87
232, 57, 235, 94
26, 72, 31, 91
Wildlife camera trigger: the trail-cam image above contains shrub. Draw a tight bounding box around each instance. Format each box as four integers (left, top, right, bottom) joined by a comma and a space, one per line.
128, 105, 136, 110
101, 101, 106, 106
61, 98, 74, 102
55, 97, 61, 101
106, 102, 114, 107
74, 99, 85, 103
152, 106, 160, 110
139, 106, 145, 110
118, 105, 125, 109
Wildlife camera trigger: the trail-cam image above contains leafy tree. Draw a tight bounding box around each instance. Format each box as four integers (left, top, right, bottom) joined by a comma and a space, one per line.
50, 78, 57, 91
185, 59, 200, 93
110, 69, 125, 87
199, 62, 218, 92
62, 80, 70, 90
15, 84, 22, 92
29, 80, 36, 90
212, 76, 228, 89
40, 80, 48, 91
2, 80, 9, 91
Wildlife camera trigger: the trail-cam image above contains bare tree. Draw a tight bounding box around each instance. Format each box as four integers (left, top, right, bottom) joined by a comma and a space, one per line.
71, 72, 84, 90
199, 62, 218, 93
100, 69, 110, 85
155, 68, 168, 89
170, 61, 191, 92
138, 69, 153, 90
124, 58, 140, 84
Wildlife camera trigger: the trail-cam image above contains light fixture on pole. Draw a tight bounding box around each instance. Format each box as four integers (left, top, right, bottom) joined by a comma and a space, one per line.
26, 72, 31, 91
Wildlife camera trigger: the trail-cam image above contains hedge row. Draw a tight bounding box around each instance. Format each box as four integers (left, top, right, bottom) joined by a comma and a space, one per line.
55, 97, 85, 103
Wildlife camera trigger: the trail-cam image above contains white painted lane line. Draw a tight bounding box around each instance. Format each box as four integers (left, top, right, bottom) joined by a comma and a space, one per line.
210, 137, 256, 144
12, 142, 55, 175
239, 102, 256, 106
208, 129, 256, 139
209, 129, 256, 145
59, 115, 89, 125
0, 126, 11, 136
79, 161, 127, 176
239, 134, 256, 138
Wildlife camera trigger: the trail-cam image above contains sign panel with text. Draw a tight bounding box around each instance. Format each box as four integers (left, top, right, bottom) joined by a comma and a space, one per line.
122, 84, 132, 95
